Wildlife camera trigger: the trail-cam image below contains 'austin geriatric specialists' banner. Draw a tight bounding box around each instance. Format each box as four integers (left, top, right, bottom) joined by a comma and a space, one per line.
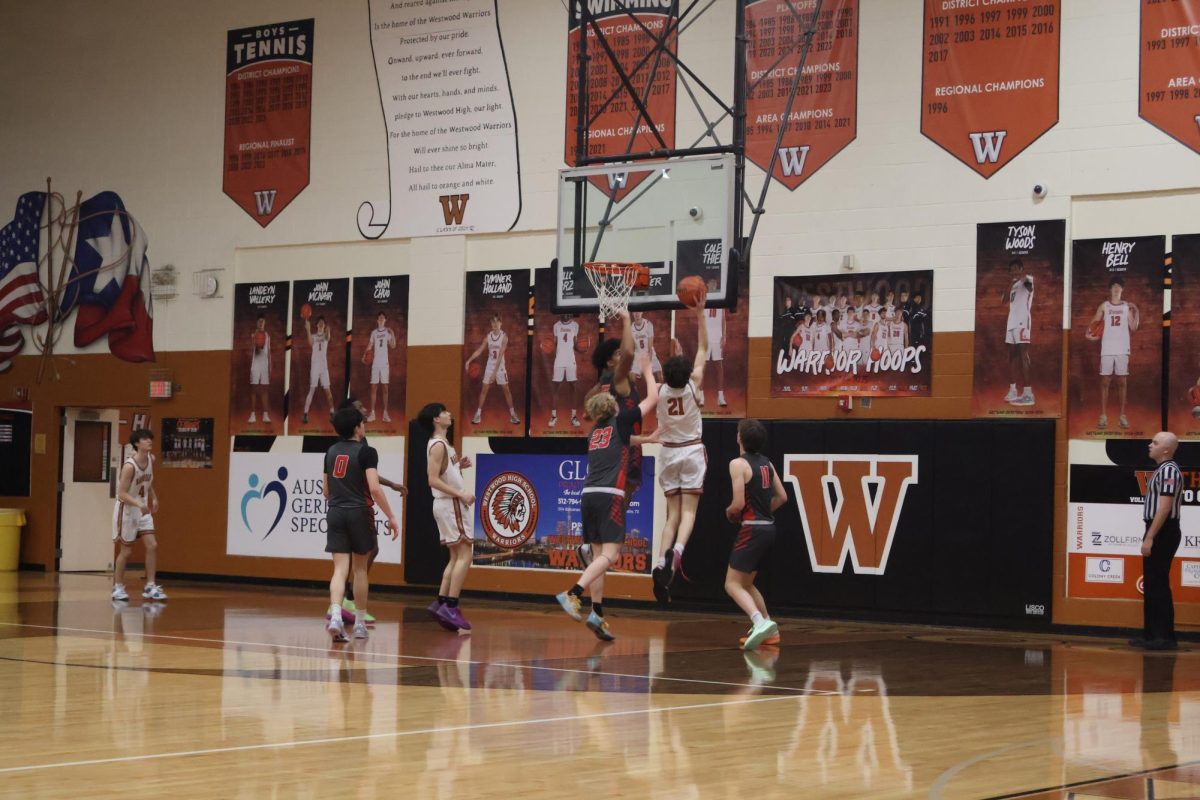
1170, 234, 1200, 439
230, 282, 289, 437
921, 0, 1059, 177
223, 19, 313, 226
472, 453, 654, 573
1068, 464, 1200, 602
1139, 0, 1200, 156
745, 0, 859, 189
461, 270, 530, 438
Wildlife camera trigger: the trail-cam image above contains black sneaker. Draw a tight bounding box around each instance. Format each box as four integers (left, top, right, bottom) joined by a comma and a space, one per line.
651, 565, 671, 605
1144, 639, 1178, 651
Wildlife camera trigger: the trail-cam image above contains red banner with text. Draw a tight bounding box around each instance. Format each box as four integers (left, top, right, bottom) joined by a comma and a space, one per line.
1140, 0, 1200, 155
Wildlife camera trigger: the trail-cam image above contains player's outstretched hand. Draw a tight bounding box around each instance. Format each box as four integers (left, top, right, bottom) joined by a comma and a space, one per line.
460, 492, 476, 507
459, 456, 472, 470
386, 516, 399, 541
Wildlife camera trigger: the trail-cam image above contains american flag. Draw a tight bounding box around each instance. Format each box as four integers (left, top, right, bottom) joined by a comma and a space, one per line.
0, 192, 48, 371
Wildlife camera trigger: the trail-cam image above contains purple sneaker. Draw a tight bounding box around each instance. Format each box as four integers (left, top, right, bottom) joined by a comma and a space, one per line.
428, 600, 457, 631
436, 604, 471, 631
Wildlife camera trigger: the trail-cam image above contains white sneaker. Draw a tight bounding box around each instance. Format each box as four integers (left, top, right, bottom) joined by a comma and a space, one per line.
111, 584, 129, 601
367, 411, 376, 422
1119, 414, 1130, 429
1003, 386, 1019, 403
570, 414, 581, 428
1014, 391, 1036, 406
353, 619, 370, 640
263, 412, 271, 423
142, 583, 168, 600
548, 414, 558, 427
472, 410, 481, 424
509, 410, 520, 425
718, 391, 727, 407
327, 605, 348, 643
382, 412, 391, 423
1098, 415, 1108, 429
248, 413, 257, 423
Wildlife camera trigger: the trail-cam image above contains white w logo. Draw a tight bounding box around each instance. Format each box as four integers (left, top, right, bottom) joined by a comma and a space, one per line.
778, 146, 811, 177
968, 131, 1007, 164
253, 190, 277, 216
606, 172, 628, 191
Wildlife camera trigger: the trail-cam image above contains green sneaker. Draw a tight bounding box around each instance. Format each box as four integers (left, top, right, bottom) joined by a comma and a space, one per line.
742, 618, 779, 651
342, 599, 375, 625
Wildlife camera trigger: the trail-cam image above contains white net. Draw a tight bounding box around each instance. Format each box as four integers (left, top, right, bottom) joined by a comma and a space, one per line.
583, 262, 646, 321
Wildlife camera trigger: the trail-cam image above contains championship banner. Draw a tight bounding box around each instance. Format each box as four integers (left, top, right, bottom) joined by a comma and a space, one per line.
1067, 237, 1164, 440
604, 308, 670, 434
1170, 234, 1200, 439
971, 220, 1066, 418
350, 275, 409, 436
920, 0, 1060, 177
287, 278, 348, 436
745, 0, 859, 189
223, 19, 313, 226
230, 282, 289, 436
564, 0, 677, 200
357, 0, 521, 239
226, 450, 404, 562
472, 453, 655, 573
672, 277, 748, 418
461, 270, 530, 437
771, 271, 933, 397
1139, 1, 1200, 156
530, 268, 598, 438
161, 418, 214, 469
1067, 464, 1200, 602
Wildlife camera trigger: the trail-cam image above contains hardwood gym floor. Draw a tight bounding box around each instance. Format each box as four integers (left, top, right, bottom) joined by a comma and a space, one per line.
0, 572, 1196, 798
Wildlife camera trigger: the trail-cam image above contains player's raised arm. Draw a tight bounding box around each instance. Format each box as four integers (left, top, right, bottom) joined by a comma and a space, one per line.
637, 350, 659, 416
691, 299, 708, 387
304, 318, 312, 344
612, 308, 635, 396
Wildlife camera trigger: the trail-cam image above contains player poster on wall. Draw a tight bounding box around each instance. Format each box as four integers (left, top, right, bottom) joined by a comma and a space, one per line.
530, 268, 598, 438
161, 418, 214, 469
745, 0, 859, 189
1068, 237, 1164, 440
1169, 234, 1200, 439
349, 275, 409, 436
673, 276, 748, 418
920, 0, 1060, 177
971, 220, 1066, 418
603, 308, 671, 435
1139, 1, 1200, 157
223, 19, 313, 226
287, 278, 348, 436
229, 282, 289, 436
771, 271, 933, 397
461, 270, 530, 437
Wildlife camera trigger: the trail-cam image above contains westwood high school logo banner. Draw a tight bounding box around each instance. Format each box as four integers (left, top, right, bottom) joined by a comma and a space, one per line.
223, 19, 313, 227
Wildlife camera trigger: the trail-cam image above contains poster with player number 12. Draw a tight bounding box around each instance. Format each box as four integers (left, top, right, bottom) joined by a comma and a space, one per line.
350, 275, 409, 436
461, 270, 530, 437
288, 278, 348, 436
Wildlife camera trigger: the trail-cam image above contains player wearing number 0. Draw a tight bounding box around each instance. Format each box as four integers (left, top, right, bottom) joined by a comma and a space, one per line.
1003, 259, 1036, 407
248, 314, 271, 424
466, 314, 520, 426
303, 316, 335, 424
1087, 277, 1140, 430
111, 428, 167, 603
364, 312, 397, 423
726, 419, 787, 650
650, 298, 709, 603
421, 402, 476, 632
550, 314, 583, 428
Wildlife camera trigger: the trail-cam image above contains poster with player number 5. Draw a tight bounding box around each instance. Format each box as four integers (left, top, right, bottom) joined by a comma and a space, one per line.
350, 276, 409, 436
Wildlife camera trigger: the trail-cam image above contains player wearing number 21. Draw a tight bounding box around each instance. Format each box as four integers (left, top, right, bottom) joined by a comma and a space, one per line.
1086, 277, 1139, 430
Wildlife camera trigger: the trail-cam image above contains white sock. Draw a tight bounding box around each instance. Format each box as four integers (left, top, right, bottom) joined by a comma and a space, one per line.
655, 555, 666, 568
750, 611, 764, 626
1023, 386, 1032, 394
1009, 383, 1017, 391
329, 603, 341, 616
673, 543, 684, 556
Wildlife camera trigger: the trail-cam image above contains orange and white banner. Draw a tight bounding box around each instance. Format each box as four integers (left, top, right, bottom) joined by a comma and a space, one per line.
1139, 0, 1200, 155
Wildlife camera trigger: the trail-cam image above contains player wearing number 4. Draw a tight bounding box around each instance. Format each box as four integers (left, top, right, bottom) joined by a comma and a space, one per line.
1086, 277, 1140, 430
550, 313, 583, 428
111, 428, 166, 603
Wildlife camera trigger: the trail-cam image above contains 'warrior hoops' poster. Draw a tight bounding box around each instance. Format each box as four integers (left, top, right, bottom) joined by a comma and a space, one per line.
1140, 1, 1200, 156
564, 1, 677, 200
461, 270, 530, 438
223, 19, 313, 226
672, 278, 748, 419
530, 268, 599, 438
745, 0, 859, 189
1068, 237, 1164, 440
1169, 234, 1200, 439
287, 278, 348, 436
771, 272, 933, 397
350, 276, 409, 436
972, 220, 1066, 418
230, 282, 289, 436
921, 0, 1060, 177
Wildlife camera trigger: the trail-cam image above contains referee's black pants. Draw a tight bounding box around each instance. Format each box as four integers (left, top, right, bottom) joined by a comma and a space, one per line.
1142, 518, 1181, 643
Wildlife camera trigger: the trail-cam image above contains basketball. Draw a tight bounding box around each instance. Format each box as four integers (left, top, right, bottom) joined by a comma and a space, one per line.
467, 361, 482, 379
254, 331, 266, 348
540, 337, 555, 355
576, 335, 591, 353
790, 333, 802, 350
364, 348, 373, 366
300, 303, 312, 320
1086, 319, 1103, 340
676, 275, 706, 307
870, 347, 881, 362
1188, 385, 1200, 406
823, 354, 834, 371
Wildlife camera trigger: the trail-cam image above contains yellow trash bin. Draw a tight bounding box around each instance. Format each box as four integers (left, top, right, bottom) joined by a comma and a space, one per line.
0, 509, 25, 571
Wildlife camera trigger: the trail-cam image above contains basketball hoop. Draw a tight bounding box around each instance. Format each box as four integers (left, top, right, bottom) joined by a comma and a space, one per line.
583, 262, 650, 321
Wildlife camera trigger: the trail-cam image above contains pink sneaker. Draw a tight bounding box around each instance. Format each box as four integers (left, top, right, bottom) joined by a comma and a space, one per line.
436, 604, 471, 631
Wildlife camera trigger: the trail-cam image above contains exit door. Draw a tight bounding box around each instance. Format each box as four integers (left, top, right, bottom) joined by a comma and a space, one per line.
59, 408, 121, 572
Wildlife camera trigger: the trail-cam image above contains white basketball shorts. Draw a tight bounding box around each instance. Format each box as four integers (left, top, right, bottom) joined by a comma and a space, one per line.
433, 497, 473, 545
483, 360, 508, 385
113, 503, 154, 543
1005, 323, 1031, 345
658, 443, 707, 495
371, 359, 390, 385
1100, 354, 1129, 377
553, 360, 578, 383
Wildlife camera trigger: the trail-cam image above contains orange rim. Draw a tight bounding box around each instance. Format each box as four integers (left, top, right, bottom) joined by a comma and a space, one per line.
583, 261, 650, 289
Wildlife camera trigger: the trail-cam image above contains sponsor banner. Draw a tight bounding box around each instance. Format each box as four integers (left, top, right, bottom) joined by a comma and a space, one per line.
920, 0, 1060, 177
771, 271, 933, 397
1139, 1, 1200, 156
161, 418, 214, 469
223, 19, 313, 226
226, 450, 403, 561
530, 268, 599, 437
672, 275, 748, 418
461, 270, 530, 437
564, 0, 677, 200
350, 276, 409, 435
288, 279, 349, 436
1067, 463, 1200, 601
1169, 234, 1200, 439
471, 453, 655, 573
230, 282, 289, 436
1184, 560, 1200, 588
971, 220, 1066, 418
358, 0, 520, 239
1067, 236, 1165, 440
745, 0, 859, 189
603, 309, 670, 435
0, 404, 32, 496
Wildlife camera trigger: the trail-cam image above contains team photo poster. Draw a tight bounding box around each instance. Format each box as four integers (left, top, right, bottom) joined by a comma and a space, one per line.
972, 220, 1066, 418
529, 268, 597, 438
350, 275, 409, 436
771, 271, 933, 397
1169, 234, 1200, 439
229, 281, 289, 436
461, 269, 530, 437
1067, 236, 1164, 440
673, 276, 748, 418
287, 278, 348, 436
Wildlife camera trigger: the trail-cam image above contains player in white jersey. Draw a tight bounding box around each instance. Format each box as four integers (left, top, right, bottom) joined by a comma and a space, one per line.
702, 287, 728, 406
550, 314, 582, 428
111, 428, 167, 603
1087, 277, 1140, 430
790, 313, 813, 354
811, 309, 833, 355
650, 299, 710, 603
882, 290, 897, 321
420, 403, 476, 631
885, 308, 908, 353
466, 314, 520, 426
303, 316, 335, 424
629, 311, 663, 387
364, 312, 397, 423
840, 308, 862, 355
1003, 258, 1036, 406
248, 315, 271, 424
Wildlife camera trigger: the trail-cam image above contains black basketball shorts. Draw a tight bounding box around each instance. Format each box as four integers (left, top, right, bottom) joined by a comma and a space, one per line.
581, 490, 626, 545
325, 506, 378, 555
728, 523, 776, 574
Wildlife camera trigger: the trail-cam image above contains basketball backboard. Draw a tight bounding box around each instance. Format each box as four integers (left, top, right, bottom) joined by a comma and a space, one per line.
555, 154, 735, 312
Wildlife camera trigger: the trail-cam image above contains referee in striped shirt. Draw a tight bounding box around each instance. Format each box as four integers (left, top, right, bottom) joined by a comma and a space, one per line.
1132, 431, 1184, 650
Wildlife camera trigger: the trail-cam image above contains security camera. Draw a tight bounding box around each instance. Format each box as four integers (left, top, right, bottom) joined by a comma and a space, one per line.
1032, 184, 1048, 199
688, 206, 702, 220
